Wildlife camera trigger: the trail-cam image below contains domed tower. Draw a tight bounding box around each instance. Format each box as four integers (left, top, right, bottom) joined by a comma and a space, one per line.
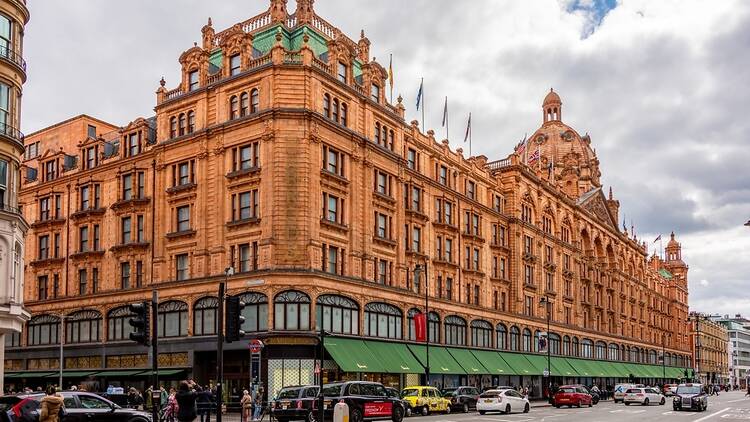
664, 232, 688, 288
542, 88, 562, 123
0, 0, 29, 392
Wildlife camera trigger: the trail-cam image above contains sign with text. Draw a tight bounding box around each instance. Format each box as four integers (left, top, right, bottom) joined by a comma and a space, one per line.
364, 402, 392, 418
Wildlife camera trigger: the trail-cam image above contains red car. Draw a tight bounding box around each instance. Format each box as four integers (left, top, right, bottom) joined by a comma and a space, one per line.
553, 385, 593, 408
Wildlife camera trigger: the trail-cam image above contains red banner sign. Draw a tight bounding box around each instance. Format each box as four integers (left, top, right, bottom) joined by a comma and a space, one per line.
364, 402, 392, 417
414, 313, 426, 342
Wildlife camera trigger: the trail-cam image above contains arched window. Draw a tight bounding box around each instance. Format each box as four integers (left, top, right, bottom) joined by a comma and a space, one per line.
381, 126, 388, 148
496, 323, 507, 350
572, 337, 580, 357
534, 330, 541, 352
187, 111, 195, 134
608, 343, 619, 361
364, 302, 402, 339
230, 95, 239, 120
595, 341, 607, 360
510, 326, 520, 351
428, 312, 440, 343
549, 333, 561, 355
28, 314, 60, 346
631, 346, 638, 362
406, 308, 421, 341
323, 94, 331, 118
240, 92, 249, 117
340, 103, 347, 127
649, 349, 657, 365
65, 310, 101, 344
274, 290, 310, 331
158, 300, 188, 338
332, 99, 339, 122
562, 335, 571, 356
170, 117, 177, 138
444, 316, 467, 346
522, 328, 532, 352
581, 338, 594, 358
471, 320, 492, 348
107, 306, 135, 341
238, 292, 268, 333
250, 88, 259, 113
178, 113, 186, 136
316, 294, 359, 335
193, 297, 218, 336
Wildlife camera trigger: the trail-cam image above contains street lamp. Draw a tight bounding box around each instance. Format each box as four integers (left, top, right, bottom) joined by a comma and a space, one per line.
414, 263, 429, 384
216, 266, 234, 422
539, 296, 551, 398
661, 333, 671, 382
57, 314, 65, 390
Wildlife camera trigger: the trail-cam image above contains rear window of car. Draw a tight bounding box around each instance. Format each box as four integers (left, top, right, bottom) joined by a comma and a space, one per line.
401, 388, 419, 398
0, 397, 21, 411
480, 391, 501, 398
626, 389, 641, 393
276, 388, 302, 400
322, 385, 342, 397
558, 388, 575, 393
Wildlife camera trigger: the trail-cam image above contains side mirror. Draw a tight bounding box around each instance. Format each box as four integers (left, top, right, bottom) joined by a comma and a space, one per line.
110, 403, 116, 412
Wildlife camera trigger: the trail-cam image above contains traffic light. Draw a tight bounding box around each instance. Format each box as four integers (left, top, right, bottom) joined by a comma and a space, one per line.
225, 296, 245, 343
129, 301, 150, 346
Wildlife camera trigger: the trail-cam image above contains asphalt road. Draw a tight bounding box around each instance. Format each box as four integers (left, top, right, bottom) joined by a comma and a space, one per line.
406, 390, 750, 422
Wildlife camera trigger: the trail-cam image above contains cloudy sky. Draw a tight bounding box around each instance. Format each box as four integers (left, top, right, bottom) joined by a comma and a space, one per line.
22, 0, 750, 316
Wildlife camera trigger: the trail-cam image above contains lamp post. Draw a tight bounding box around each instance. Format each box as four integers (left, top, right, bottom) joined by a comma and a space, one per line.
414, 263, 429, 384
216, 266, 234, 422
58, 314, 65, 389
661, 333, 670, 382
539, 296, 551, 398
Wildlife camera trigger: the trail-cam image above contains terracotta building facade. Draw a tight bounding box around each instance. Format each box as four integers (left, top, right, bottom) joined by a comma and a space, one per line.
0, 0, 29, 392
691, 314, 729, 385
9, 0, 692, 396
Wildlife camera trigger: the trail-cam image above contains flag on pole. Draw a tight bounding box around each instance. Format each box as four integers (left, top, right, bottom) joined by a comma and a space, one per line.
515, 134, 527, 157
442, 97, 448, 127
416, 79, 424, 110
528, 147, 540, 164
547, 153, 554, 179
653, 234, 661, 243
388, 54, 394, 100
463, 113, 471, 143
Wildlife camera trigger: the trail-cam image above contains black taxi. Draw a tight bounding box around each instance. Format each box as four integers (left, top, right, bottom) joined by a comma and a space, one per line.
270, 385, 319, 422
321, 381, 405, 422
672, 383, 708, 412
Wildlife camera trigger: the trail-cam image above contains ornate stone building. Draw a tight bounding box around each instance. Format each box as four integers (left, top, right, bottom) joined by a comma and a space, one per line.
8, 0, 691, 396
691, 313, 730, 385
0, 0, 28, 392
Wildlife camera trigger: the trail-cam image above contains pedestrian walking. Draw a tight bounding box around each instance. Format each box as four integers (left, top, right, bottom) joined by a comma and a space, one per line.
176, 381, 198, 422
196, 386, 215, 422
252, 387, 264, 422
39, 386, 65, 422
240, 390, 252, 422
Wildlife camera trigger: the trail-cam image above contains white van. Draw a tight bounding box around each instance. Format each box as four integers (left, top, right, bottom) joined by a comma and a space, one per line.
614, 384, 637, 403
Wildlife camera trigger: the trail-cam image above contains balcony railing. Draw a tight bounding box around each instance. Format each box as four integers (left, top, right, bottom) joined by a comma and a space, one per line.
0, 45, 26, 73
0, 122, 24, 151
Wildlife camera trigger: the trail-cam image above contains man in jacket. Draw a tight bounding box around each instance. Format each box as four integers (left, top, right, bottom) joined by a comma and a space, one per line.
39, 387, 65, 422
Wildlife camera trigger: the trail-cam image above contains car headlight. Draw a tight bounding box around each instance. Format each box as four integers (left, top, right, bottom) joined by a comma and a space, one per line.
673, 397, 679, 402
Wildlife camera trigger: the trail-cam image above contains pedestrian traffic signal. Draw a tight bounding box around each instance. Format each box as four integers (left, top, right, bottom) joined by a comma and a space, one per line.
129, 301, 150, 346
225, 296, 245, 342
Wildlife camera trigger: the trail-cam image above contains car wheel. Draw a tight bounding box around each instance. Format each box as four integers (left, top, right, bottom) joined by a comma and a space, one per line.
350, 407, 364, 422
307, 411, 317, 422
505, 404, 511, 414
462, 403, 469, 413
625, 402, 630, 406
588, 401, 593, 408
392, 404, 404, 422
420, 406, 429, 416
660, 398, 665, 405
445, 404, 451, 414
524, 403, 530, 413
479, 410, 486, 415
673, 406, 678, 411
405, 406, 412, 417
643, 398, 649, 406
555, 405, 561, 408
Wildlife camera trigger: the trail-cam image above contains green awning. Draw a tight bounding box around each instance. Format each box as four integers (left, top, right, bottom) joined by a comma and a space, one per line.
609, 362, 632, 378
97, 370, 154, 377
5, 372, 56, 379
499, 353, 538, 375
51, 371, 99, 378
523, 354, 549, 375
364, 341, 424, 374
596, 361, 622, 377
137, 369, 187, 377
446, 348, 489, 375
470, 350, 514, 375
550, 357, 579, 377
324, 338, 385, 373
407, 345, 465, 374
624, 363, 649, 378
568, 359, 598, 377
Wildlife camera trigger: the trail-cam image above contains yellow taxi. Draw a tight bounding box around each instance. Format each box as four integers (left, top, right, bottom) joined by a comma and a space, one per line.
400, 386, 452, 416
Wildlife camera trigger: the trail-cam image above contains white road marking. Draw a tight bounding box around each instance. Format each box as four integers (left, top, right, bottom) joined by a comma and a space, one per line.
693, 407, 731, 422
729, 398, 749, 403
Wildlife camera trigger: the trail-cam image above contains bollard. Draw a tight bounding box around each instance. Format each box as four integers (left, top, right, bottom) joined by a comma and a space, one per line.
333, 399, 349, 422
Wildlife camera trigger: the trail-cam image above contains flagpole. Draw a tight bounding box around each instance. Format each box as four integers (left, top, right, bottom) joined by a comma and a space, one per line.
469, 113, 472, 156
421, 78, 425, 133
389, 53, 393, 104
445, 97, 449, 142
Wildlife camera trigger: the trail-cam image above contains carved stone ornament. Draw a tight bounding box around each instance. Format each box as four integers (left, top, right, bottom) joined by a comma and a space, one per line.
560, 130, 575, 141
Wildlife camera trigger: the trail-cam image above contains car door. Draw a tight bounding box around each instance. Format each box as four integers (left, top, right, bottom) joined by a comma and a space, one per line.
648, 388, 660, 404
59, 394, 84, 422
77, 394, 117, 422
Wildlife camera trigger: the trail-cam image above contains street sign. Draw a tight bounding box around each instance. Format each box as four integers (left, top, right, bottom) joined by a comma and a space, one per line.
248, 339, 264, 353
543, 369, 550, 377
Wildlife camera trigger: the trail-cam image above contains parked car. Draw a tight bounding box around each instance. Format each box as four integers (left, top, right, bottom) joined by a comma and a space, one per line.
663, 384, 678, 396
8, 391, 151, 422
441, 386, 480, 413
623, 388, 665, 406
570, 385, 599, 405
270, 385, 320, 422
321, 381, 405, 422
672, 383, 708, 412
481, 386, 514, 393
400, 386, 450, 416
384, 388, 410, 417
476, 389, 529, 415
552, 385, 592, 408
613, 384, 636, 403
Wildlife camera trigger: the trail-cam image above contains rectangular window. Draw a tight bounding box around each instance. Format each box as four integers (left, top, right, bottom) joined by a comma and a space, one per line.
53, 274, 59, 298
444, 201, 452, 225
411, 226, 421, 252
136, 260, 143, 287
230, 54, 241, 76
39, 197, 50, 221
178, 161, 190, 185
38, 235, 49, 260
78, 268, 87, 295
445, 238, 452, 262
524, 235, 533, 254
176, 254, 188, 280
411, 186, 421, 211
238, 243, 251, 272
189, 70, 199, 91
375, 212, 388, 238
376, 259, 389, 284
80, 185, 90, 210
38, 275, 48, 300
370, 83, 380, 102
437, 276, 443, 299
546, 272, 554, 292
472, 248, 480, 270
137, 215, 144, 242
121, 262, 131, 289
501, 292, 507, 311
234, 190, 259, 220
93, 224, 100, 250
466, 180, 476, 200
79, 225, 88, 252
92, 267, 99, 293
525, 296, 534, 316
474, 285, 480, 306
407, 148, 417, 170
54, 233, 60, 258
127, 132, 139, 157
374, 169, 391, 196
121, 216, 131, 243
438, 165, 448, 186
322, 244, 344, 275
500, 257, 506, 279
87, 124, 97, 138
446, 277, 453, 300
493, 195, 503, 213
322, 145, 345, 177
44, 160, 56, 181
472, 214, 480, 235
525, 264, 533, 285
122, 174, 132, 201
337, 62, 347, 83
321, 192, 343, 225
177, 205, 190, 232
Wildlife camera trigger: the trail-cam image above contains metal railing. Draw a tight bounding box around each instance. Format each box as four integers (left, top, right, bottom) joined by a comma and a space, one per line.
0, 45, 26, 72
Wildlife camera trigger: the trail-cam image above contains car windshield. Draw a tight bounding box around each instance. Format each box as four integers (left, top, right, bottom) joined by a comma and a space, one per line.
401, 389, 419, 398
322, 385, 342, 397
558, 388, 575, 393
442, 389, 457, 397
676, 386, 701, 395
276, 388, 301, 400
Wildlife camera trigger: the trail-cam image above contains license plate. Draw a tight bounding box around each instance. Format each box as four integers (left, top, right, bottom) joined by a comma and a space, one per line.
281, 405, 287, 410
484, 399, 493, 403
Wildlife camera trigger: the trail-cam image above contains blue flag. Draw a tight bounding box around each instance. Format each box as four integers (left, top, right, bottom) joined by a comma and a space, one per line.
416, 79, 423, 110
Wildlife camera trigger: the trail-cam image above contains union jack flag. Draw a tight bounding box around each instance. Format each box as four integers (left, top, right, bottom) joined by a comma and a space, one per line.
528, 148, 540, 164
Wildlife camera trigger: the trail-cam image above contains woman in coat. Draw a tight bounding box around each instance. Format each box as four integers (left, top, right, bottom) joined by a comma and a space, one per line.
175, 381, 197, 422
39, 387, 64, 422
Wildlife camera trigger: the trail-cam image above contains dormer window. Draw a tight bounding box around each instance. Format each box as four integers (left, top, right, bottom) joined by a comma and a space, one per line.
43, 159, 58, 182
126, 132, 140, 157
87, 125, 97, 139
83, 146, 98, 170
371, 83, 380, 103
188, 70, 199, 91
337, 62, 347, 83
230, 54, 241, 76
